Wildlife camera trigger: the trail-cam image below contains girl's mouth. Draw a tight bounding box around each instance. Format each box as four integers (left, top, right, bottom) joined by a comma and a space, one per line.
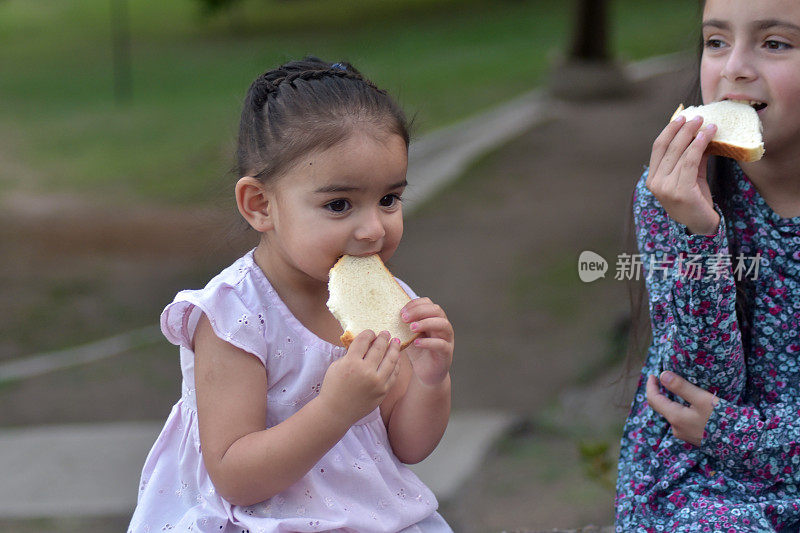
726, 98, 767, 113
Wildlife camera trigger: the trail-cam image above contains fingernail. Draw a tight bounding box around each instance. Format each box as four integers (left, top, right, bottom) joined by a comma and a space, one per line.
392, 337, 400, 344
705, 124, 717, 133
660, 371, 674, 384
401, 312, 409, 321
381, 330, 390, 338
410, 322, 418, 331
414, 339, 422, 346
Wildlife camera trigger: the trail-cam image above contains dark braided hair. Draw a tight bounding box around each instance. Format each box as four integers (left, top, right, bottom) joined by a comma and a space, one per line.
237, 57, 410, 184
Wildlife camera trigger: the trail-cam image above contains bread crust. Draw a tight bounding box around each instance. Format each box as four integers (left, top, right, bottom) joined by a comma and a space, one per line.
669, 104, 764, 163
340, 330, 419, 351
706, 141, 764, 163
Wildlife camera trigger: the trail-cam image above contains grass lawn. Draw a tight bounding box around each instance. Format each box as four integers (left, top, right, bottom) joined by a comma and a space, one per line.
0, 0, 700, 203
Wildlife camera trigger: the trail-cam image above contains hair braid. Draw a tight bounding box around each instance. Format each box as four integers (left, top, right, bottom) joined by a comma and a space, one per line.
250, 65, 387, 111
237, 56, 409, 184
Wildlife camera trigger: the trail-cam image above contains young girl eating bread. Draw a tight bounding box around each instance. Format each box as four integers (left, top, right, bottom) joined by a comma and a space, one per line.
616, 1, 800, 530
128, 57, 454, 533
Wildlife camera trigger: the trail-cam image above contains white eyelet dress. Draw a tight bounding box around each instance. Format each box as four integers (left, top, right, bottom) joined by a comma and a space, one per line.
128, 250, 452, 533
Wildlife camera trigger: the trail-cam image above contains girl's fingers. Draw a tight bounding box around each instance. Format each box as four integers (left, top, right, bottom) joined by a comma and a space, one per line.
645, 374, 687, 423
383, 358, 401, 391
401, 299, 447, 323
698, 152, 710, 181
649, 114, 686, 180
656, 117, 704, 179
408, 317, 454, 342
345, 330, 376, 359
401, 297, 435, 317
377, 338, 401, 380
676, 124, 716, 191
658, 371, 719, 410
409, 336, 452, 354
363, 331, 391, 367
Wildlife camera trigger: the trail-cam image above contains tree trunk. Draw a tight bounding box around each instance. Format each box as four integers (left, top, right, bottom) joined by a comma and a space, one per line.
569, 0, 610, 62
548, 0, 630, 100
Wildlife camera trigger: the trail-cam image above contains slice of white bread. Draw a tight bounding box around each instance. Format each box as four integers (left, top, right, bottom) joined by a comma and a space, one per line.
670, 100, 764, 162
326, 254, 419, 349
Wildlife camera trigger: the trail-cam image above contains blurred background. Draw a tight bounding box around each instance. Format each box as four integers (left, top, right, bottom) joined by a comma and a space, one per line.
0, 0, 701, 531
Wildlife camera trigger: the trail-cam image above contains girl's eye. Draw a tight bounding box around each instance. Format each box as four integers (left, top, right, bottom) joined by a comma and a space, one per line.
379, 194, 402, 208
704, 38, 725, 50
764, 40, 791, 51
325, 199, 351, 213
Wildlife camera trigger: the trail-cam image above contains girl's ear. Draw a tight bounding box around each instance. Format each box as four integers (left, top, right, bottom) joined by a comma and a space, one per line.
235, 177, 274, 232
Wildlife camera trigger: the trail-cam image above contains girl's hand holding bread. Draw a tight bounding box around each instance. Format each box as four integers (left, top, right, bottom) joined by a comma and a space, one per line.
326, 253, 453, 388
646, 114, 720, 236
401, 297, 454, 387
647, 100, 765, 235
320, 330, 401, 427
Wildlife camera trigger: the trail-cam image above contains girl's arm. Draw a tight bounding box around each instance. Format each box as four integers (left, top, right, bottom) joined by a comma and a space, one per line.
194, 315, 400, 507
649, 371, 800, 485
702, 399, 800, 483
663, 212, 746, 401
381, 298, 453, 464
641, 116, 746, 402
635, 167, 745, 402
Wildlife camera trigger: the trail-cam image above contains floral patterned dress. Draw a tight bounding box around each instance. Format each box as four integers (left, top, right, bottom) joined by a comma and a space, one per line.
616, 165, 800, 532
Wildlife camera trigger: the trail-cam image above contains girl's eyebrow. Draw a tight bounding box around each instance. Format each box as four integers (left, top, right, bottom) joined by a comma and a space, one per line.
702, 18, 800, 33
753, 19, 800, 33
315, 184, 358, 194
702, 19, 729, 31
314, 180, 408, 194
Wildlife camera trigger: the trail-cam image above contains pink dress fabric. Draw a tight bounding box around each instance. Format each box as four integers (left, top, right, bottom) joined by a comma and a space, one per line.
128, 250, 451, 533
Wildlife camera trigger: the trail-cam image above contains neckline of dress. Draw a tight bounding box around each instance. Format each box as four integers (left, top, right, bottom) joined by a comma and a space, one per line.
243, 249, 346, 356
734, 163, 800, 229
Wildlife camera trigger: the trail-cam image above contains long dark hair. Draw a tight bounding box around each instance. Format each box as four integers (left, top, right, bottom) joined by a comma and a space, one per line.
237, 56, 410, 184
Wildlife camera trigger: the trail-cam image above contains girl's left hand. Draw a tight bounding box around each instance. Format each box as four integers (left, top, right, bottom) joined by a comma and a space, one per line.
646, 371, 719, 447
400, 297, 454, 387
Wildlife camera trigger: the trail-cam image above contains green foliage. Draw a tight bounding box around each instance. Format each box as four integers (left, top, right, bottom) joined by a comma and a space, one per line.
578, 438, 615, 490
195, 0, 243, 15
0, 0, 698, 203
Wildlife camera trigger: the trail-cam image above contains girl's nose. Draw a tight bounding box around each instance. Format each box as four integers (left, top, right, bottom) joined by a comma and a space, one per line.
354, 209, 386, 242
721, 45, 757, 82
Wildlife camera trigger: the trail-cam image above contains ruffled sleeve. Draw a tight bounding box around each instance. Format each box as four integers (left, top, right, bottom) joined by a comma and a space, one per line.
160, 265, 269, 366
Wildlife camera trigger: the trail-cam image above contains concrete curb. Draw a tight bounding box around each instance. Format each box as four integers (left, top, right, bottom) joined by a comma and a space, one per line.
0, 411, 521, 519
0, 326, 161, 384
0, 422, 161, 518
404, 90, 551, 214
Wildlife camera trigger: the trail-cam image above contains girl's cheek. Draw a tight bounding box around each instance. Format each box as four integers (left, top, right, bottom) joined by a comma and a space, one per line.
770, 70, 800, 105
699, 62, 720, 104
